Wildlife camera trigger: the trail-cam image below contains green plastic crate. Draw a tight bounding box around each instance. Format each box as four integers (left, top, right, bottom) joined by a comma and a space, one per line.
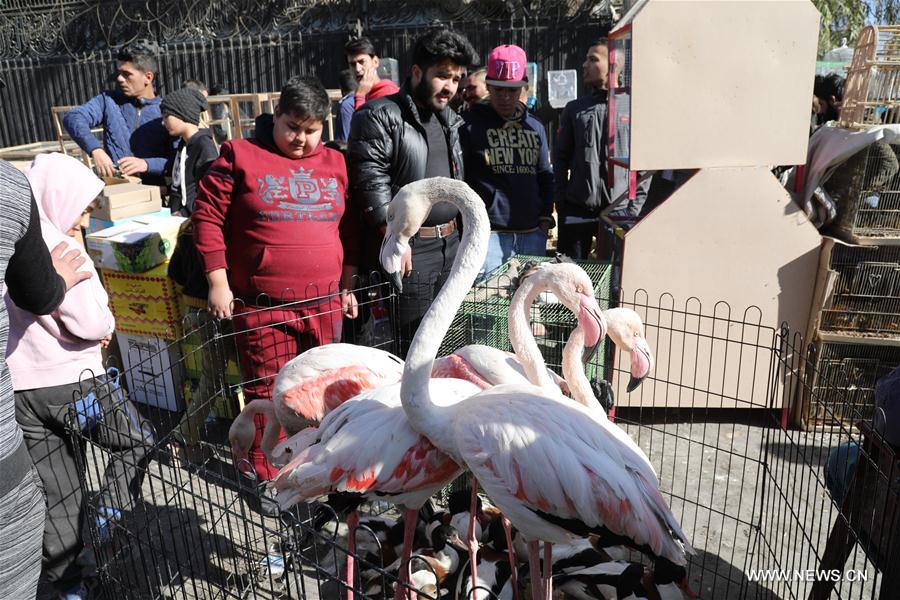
439, 255, 613, 379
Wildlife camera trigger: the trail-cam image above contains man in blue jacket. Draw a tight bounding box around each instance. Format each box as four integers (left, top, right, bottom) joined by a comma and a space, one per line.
461, 45, 554, 278
63, 42, 173, 186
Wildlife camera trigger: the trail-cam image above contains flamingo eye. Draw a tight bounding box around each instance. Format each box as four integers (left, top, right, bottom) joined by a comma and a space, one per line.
575, 286, 583, 294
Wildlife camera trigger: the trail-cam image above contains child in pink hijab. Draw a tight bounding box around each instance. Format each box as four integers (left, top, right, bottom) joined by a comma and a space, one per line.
6, 153, 112, 381
5, 153, 146, 599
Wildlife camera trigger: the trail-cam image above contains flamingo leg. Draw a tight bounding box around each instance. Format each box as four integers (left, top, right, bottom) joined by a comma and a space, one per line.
501, 516, 519, 600
406, 557, 418, 600
345, 510, 359, 600
542, 542, 552, 600
467, 483, 480, 599
527, 541, 543, 600
393, 507, 419, 600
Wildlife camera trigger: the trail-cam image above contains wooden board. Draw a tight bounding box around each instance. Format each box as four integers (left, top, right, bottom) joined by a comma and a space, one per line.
616, 167, 822, 408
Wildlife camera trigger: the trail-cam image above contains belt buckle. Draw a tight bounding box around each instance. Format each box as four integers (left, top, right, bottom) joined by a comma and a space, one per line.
435, 223, 444, 239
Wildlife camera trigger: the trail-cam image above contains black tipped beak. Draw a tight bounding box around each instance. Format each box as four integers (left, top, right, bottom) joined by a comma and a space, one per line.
627, 375, 646, 393
387, 271, 403, 293
582, 340, 600, 367
449, 535, 467, 552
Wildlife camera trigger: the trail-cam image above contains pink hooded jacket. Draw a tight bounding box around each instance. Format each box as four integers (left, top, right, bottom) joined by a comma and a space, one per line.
4, 153, 115, 391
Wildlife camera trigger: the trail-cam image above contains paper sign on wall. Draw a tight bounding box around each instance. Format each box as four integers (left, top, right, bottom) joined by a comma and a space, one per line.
548, 69, 577, 108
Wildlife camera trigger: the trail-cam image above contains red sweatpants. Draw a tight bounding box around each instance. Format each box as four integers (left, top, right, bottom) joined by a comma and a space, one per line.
232, 296, 342, 480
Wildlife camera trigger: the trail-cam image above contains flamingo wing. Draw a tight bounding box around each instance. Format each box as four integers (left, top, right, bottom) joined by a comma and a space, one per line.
441, 344, 566, 391
454, 386, 691, 565
273, 344, 404, 432
271, 383, 462, 510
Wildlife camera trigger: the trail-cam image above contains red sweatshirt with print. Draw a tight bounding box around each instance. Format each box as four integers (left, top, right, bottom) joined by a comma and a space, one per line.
193, 116, 360, 303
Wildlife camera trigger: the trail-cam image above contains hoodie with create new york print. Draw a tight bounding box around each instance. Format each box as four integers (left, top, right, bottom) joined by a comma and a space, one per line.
192, 114, 360, 303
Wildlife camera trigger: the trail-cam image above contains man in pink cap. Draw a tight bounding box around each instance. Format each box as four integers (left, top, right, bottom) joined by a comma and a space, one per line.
461, 44, 554, 277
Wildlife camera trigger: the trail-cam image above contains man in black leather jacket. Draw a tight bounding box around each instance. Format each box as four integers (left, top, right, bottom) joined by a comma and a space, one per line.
348, 28, 478, 355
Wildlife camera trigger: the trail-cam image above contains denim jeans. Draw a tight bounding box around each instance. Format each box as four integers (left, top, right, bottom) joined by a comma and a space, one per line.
480, 230, 548, 279
825, 441, 860, 507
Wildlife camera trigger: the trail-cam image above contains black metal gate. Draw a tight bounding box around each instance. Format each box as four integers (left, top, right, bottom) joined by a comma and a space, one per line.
0, 1, 612, 148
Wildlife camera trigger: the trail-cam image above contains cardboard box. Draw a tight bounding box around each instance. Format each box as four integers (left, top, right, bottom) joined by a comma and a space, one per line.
86, 215, 185, 273
102, 264, 182, 340
88, 208, 173, 235
116, 331, 184, 411
95, 180, 162, 221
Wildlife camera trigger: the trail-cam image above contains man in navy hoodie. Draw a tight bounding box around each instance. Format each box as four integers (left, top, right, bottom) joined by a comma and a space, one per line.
461, 45, 554, 278
63, 41, 173, 186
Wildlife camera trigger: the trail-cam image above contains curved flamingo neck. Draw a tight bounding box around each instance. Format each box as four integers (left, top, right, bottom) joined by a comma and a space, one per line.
400, 185, 490, 454
244, 399, 283, 459
509, 274, 556, 390
562, 326, 608, 415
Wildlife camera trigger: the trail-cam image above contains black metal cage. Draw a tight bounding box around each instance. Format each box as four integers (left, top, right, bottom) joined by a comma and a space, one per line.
64, 273, 897, 599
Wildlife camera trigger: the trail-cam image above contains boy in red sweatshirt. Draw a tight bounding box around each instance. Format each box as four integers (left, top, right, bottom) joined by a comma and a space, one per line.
193, 76, 360, 481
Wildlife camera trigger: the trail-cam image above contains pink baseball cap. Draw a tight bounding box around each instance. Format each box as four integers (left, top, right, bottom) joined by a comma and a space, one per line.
485, 45, 528, 88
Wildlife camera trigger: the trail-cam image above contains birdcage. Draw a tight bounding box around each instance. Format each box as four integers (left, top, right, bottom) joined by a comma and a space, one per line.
838, 25, 900, 130
65, 282, 895, 599
822, 138, 900, 243
818, 244, 900, 340
438, 256, 613, 380
800, 339, 900, 429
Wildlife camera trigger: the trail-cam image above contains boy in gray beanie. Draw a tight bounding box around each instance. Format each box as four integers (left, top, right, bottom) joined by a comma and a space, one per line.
161, 87, 218, 215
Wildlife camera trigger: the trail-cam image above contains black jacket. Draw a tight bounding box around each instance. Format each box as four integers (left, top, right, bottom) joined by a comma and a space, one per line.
348, 86, 464, 227
553, 89, 646, 219
169, 128, 218, 215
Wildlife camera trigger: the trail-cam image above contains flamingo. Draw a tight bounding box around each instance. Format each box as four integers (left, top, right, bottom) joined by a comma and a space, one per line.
229, 399, 321, 470
270, 377, 477, 600
431, 345, 567, 392
382, 183, 694, 600
604, 307, 654, 394
270, 178, 496, 600
272, 344, 406, 434
504, 259, 654, 400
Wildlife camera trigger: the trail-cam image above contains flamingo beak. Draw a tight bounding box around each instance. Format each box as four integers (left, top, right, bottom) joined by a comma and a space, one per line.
578, 294, 606, 367
379, 232, 408, 293
449, 533, 467, 552
387, 270, 403, 293
626, 335, 654, 392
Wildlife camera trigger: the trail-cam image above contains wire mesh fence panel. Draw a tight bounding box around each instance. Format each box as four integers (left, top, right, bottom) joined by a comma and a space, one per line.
437, 255, 613, 378
61, 269, 897, 600
755, 331, 895, 600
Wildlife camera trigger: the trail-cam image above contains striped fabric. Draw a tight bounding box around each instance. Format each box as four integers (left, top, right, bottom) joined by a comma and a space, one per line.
0, 467, 43, 598
0, 160, 33, 460
0, 159, 44, 600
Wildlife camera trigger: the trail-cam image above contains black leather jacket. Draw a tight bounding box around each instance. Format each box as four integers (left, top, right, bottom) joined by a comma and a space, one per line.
348, 86, 464, 227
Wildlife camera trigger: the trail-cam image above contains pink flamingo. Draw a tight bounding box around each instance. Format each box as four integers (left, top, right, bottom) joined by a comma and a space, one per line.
382, 185, 694, 600
272, 344, 405, 434
270, 178, 495, 600
229, 399, 319, 470
269, 380, 479, 600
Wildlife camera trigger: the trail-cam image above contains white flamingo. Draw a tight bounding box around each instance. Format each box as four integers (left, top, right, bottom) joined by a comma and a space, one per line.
272, 344, 405, 434
382, 185, 695, 600
269, 178, 493, 600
